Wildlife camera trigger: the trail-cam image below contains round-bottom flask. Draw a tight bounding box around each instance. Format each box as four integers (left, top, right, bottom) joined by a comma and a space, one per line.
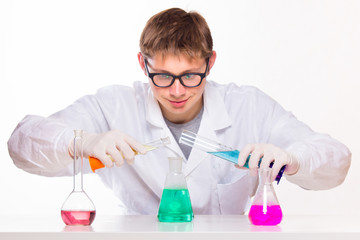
248, 168, 283, 226
61, 130, 96, 225
158, 157, 193, 222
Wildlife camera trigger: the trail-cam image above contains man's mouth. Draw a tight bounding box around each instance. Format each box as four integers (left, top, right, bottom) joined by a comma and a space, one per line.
169, 98, 188, 108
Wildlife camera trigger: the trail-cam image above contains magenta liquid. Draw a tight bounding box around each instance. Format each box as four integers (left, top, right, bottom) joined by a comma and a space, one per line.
248, 205, 282, 226
61, 210, 96, 225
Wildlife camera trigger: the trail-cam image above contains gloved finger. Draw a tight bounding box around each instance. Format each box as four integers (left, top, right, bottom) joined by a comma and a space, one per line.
238, 144, 254, 167
248, 147, 264, 176
259, 152, 274, 170
107, 147, 125, 167
126, 157, 135, 166
68, 139, 76, 158
116, 140, 136, 164
124, 136, 147, 155
96, 152, 114, 168
284, 154, 300, 175
270, 151, 288, 181
234, 164, 248, 170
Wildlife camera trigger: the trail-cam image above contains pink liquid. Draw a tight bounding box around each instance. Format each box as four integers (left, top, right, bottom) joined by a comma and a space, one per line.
61, 210, 96, 225
248, 205, 283, 226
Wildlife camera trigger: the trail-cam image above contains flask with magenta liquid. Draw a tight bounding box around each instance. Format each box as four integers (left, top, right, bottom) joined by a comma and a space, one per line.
158, 157, 194, 222
179, 130, 285, 184
88, 137, 171, 172
61, 130, 96, 226
248, 168, 283, 225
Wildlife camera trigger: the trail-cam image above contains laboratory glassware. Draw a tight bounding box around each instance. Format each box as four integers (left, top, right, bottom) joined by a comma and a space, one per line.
158, 157, 194, 222
61, 130, 96, 226
179, 129, 285, 183
248, 168, 283, 225
88, 136, 171, 172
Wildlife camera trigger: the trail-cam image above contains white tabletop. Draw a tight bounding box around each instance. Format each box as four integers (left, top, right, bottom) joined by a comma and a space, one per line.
0, 214, 359, 239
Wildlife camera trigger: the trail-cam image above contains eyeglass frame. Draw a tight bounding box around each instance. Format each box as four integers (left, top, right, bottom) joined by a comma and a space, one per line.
144, 58, 210, 88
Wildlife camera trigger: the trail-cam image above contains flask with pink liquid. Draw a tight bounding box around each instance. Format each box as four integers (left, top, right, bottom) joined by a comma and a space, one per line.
61, 130, 96, 225
248, 168, 283, 226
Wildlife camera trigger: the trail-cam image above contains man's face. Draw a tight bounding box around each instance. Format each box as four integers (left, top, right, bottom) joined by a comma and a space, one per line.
145, 54, 208, 124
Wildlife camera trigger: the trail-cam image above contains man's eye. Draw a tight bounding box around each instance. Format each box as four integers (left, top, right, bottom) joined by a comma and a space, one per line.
184, 74, 196, 80
158, 74, 171, 80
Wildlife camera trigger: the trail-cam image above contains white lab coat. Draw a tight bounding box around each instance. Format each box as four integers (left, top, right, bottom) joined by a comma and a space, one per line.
8, 81, 351, 215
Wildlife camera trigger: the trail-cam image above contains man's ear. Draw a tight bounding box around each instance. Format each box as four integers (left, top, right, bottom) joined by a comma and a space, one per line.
207, 50, 217, 75
137, 52, 147, 75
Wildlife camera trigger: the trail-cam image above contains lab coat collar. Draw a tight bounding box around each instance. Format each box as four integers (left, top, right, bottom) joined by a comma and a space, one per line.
145, 88, 165, 128
202, 82, 232, 130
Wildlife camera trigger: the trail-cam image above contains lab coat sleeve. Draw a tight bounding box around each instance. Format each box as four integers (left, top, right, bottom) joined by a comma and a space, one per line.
7, 92, 109, 177
267, 99, 351, 190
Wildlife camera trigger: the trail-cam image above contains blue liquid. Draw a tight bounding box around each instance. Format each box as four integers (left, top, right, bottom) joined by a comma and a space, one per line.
208, 150, 240, 165
207, 150, 285, 184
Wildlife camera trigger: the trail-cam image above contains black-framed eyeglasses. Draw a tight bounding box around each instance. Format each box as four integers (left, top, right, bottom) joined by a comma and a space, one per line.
144, 58, 209, 88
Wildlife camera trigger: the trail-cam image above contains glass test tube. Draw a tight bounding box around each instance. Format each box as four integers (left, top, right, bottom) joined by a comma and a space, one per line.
179, 130, 285, 184
88, 136, 171, 172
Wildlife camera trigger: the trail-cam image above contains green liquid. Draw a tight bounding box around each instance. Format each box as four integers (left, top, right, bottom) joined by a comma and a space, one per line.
158, 189, 194, 222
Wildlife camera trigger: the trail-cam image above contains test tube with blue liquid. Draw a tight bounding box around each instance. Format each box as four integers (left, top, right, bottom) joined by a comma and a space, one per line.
179, 130, 285, 184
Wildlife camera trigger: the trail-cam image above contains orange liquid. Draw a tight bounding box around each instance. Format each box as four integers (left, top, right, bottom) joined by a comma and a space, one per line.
88, 145, 155, 172
88, 156, 105, 172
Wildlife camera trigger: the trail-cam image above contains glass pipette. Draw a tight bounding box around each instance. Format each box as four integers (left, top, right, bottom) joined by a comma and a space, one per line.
88, 136, 171, 172
179, 130, 285, 184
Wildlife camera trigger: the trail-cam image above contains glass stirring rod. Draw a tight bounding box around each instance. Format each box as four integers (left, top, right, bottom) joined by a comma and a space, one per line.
88, 136, 171, 172
179, 130, 285, 184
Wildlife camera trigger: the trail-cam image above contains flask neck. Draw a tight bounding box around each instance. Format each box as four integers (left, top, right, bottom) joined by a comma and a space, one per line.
168, 157, 183, 173
73, 130, 84, 191
259, 168, 272, 186
164, 157, 187, 189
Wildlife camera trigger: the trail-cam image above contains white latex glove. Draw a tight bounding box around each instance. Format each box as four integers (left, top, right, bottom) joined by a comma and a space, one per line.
69, 130, 147, 168
236, 143, 300, 182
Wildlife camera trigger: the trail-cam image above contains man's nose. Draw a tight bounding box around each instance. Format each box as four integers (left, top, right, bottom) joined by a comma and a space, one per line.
169, 78, 186, 96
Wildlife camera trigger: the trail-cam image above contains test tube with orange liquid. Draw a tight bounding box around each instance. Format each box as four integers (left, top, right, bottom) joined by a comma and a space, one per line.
88, 137, 171, 172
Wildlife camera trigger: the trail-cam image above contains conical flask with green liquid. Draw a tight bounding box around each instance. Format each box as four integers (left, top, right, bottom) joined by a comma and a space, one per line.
158, 157, 193, 222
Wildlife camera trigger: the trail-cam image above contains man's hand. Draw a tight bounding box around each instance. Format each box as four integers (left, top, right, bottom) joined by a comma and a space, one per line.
69, 130, 147, 168
236, 143, 300, 181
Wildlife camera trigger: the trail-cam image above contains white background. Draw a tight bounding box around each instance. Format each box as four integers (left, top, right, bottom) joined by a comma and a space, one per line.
1, 0, 359, 217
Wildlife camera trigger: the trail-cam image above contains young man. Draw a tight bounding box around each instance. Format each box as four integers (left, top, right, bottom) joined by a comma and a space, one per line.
8, 8, 351, 214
